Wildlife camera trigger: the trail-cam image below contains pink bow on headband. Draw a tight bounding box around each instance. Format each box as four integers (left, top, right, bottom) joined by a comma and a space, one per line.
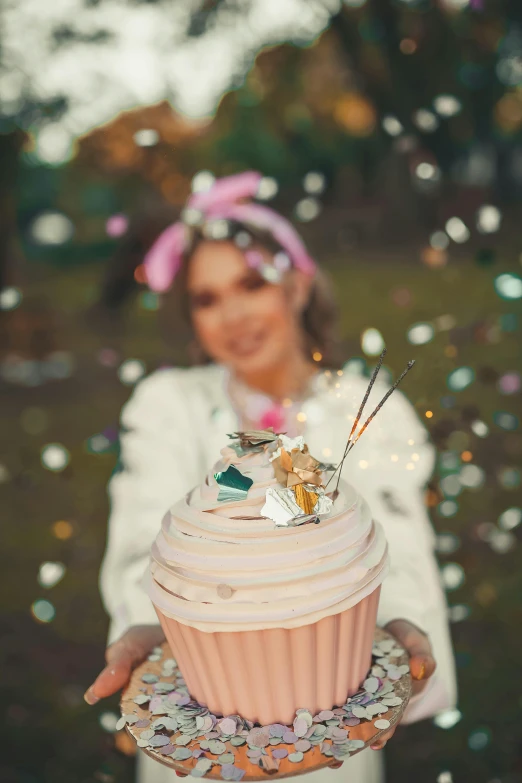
144, 171, 316, 292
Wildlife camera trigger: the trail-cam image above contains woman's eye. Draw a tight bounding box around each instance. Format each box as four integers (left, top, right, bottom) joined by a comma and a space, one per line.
190, 292, 216, 309
242, 274, 267, 292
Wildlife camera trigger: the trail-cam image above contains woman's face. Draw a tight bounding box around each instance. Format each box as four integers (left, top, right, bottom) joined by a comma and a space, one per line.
187, 240, 310, 376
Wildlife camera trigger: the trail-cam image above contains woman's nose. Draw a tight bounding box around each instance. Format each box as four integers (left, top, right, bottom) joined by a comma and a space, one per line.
219, 294, 249, 326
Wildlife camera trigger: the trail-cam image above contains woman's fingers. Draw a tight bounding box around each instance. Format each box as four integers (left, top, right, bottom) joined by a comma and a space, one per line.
370, 726, 396, 750
84, 624, 165, 705
384, 619, 436, 695
410, 652, 436, 695
85, 651, 134, 703
329, 761, 344, 770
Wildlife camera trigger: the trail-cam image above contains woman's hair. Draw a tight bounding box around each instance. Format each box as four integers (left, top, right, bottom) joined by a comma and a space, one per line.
99, 211, 343, 368
170, 221, 343, 368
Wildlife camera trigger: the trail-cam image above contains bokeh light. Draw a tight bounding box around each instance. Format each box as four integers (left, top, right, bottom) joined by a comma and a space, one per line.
433, 94, 462, 117
448, 604, 470, 623
36, 124, 75, 165
433, 709, 463, 729
436, 532, 461, 553
334, 93, 377, 136
256, 177, 278, 200
435, 314, 457, 331
303, 172, 326, 194
476, 205, 501, 234
468, 727, 491, 751
429, 231, 449, 250
439, 451, 461, 472
441, 562, 465, 590
497, 467, 521, 489
30, 212, 74, 245
361, 328, 385, 356
118, 359, 146, 386
99, 712, 120, 733
295, 197, 321, 222
497, 372, 521, 395
442, 0, 470, 8
31, 599, 56, 623
133, 129, 159, 147
0, 287, 22, 310
86, 433, 112, 454
494, 411, 519, 431
382, 115, 403, 136
494, 273, 522, 300
415, 162, 439, 181
413, 108, 439, 132
38, 562, 66, 589
406, 322, 434, 345
440, 475, 462, 497
488, 529, 516, 554
52, 520, 74, 540
498, 507, 522, 531
41, 444, 70, 472
445, 217, 470, 243
343, 358, 366, 375
471, 420, 489, 437
460, 464, 485, 489
192, 171, 215, 193
438, 500, 459, 517
106, 214, 129, 238
447, 367, 475, 391
140, 292, 160, 311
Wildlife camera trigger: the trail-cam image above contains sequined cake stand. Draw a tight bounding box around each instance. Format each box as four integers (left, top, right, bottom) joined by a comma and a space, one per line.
121, 628, 412, 780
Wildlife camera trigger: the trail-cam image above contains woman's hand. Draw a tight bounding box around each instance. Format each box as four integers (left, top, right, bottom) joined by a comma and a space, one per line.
86, 621, 433, 765
368, 619, 436, 751
83, 624, 166, 705
330, 618, 436, 768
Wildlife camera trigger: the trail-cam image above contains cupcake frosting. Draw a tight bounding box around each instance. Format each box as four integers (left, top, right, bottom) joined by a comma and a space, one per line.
146, 440, 389, 632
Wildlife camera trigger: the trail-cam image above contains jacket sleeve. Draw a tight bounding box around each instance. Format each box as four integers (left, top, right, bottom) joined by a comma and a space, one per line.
99, 371, 201, 645
345, 381, 457, 723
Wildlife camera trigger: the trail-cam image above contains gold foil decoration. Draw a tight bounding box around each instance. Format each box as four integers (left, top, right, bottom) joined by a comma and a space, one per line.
280, 448, 293, 473
272, 456, 289, 485
293, 484, 319, 514
272, 442, 324, 489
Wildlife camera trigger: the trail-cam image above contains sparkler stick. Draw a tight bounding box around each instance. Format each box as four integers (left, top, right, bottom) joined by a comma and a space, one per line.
327, 358, 416, 495
325, 348, 387, 490
344, 360, 416, 455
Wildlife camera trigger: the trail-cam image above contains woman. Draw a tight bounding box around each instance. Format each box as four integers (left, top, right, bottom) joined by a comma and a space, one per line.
85, 172, 457, 783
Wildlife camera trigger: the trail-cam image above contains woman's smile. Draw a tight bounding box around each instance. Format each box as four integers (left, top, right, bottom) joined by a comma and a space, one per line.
226, 328, 267, 358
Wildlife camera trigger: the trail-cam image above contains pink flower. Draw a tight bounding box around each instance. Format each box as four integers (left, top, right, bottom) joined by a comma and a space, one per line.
260, 404, 285, 432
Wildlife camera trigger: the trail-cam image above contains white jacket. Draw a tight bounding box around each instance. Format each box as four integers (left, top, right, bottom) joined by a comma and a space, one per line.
99, 364, 457, 726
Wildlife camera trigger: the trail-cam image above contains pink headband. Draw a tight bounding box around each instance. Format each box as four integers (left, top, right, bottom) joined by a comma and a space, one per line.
144, 171, 316, 292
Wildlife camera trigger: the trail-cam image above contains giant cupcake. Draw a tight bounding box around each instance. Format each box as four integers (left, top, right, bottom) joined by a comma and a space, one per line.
146, 430, 389, 725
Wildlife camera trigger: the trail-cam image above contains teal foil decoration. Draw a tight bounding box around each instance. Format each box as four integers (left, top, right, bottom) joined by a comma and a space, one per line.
214, 464, 253, 502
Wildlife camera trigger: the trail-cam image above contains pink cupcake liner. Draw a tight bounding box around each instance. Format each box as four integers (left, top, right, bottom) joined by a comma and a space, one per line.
154, 586, 380, 725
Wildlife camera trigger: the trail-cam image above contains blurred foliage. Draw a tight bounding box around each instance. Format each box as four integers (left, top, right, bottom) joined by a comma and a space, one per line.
5, 0, 522, 277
